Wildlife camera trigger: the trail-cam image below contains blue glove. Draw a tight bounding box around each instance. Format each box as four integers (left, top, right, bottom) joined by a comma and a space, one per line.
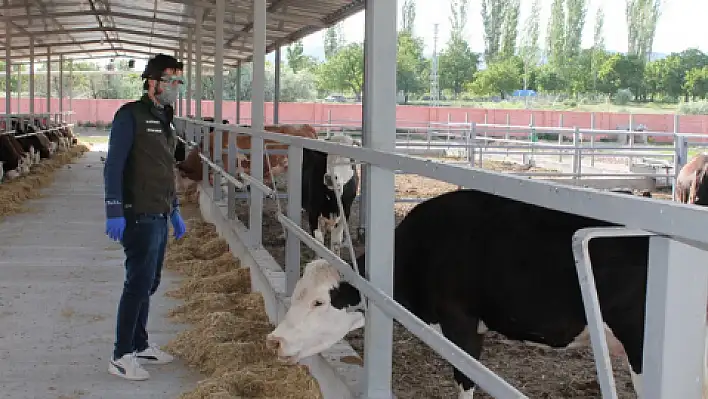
170, 209, 186, 239
106, 217, 126, 241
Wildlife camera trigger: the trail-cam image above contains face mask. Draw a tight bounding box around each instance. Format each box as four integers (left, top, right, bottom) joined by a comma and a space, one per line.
154, 74, 186, 106
156, 84, 178, 106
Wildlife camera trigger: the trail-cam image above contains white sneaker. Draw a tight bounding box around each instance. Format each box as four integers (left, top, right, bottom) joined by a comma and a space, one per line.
135, 343, 174, 365
108, 352, 150, 381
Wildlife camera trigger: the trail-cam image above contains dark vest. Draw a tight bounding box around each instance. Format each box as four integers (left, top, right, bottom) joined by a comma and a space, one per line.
121, 95, 177, 216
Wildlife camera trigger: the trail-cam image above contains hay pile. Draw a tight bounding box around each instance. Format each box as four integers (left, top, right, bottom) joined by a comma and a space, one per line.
163, 214, 324, 399
0, 144, 89, 218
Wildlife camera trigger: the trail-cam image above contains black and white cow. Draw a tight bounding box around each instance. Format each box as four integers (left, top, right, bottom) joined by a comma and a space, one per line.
301, 134, 359, 256
267, 188, 708, 399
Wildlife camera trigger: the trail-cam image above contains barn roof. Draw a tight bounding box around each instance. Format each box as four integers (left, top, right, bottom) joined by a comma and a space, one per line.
0, 0, 364, 67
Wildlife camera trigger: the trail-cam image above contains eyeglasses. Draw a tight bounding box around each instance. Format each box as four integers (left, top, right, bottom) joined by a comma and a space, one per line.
160, 74, 185, 85
159, 74, 187, 95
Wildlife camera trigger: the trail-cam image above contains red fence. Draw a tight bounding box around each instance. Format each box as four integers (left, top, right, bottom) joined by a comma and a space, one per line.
2, 97, 707, 139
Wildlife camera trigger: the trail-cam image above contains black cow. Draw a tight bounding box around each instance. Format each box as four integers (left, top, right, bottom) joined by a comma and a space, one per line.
301, 135, 359, 256
265, 188, 670, 398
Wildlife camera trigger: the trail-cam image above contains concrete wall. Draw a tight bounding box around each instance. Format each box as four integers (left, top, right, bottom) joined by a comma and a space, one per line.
2, 97, 707, 142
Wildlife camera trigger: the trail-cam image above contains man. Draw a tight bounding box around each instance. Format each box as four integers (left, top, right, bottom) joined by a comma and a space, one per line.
103, 53, 187, 381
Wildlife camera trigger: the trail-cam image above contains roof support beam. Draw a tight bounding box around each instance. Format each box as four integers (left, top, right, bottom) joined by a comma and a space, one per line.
3, 49, 241, 69
7, 39, 246, 62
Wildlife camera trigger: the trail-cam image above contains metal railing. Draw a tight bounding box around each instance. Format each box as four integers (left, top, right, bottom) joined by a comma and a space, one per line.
175, 115, 708, 399
0, 112, 74, 137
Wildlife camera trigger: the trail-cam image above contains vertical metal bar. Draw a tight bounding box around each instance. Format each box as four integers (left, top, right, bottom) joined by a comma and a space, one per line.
235, 63, 241, 124
249, 0, 266, 246
212, 0, 225, 202
642, 236, 708, 399
195, 10, 203, 119
186, 28, 193, 117
46, 48, 50, 114
274, 47, 281, 124
59, 54, 63, 122
15, 65, 19, 112
672, 114, 684, 201
5, 2, 11, 119
29, 37, 34, 122
227, 126, 237, 219
573, 126, 581, 179
590, 113, 596, 167
178, 40, 184, 117
69, 60, 73, 124
362, 0, 397, 397
285, 145, 302, 294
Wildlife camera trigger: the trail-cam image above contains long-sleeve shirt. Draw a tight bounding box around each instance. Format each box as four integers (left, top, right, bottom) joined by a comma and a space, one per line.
103, 104, 179, 219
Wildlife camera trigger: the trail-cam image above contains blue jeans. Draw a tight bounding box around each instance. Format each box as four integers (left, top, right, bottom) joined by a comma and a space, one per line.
113, 213, 168, 360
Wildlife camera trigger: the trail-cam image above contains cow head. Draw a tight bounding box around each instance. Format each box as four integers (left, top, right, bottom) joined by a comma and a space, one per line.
323, 135, 357, 190
266, 258, 364, 363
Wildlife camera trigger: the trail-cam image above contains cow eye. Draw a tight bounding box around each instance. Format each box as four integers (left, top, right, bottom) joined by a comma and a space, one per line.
313, 299, 324, 307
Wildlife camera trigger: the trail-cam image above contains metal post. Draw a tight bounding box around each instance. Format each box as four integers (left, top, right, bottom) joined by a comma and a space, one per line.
5, 2, 11, 120
590, 113, 596, 167
642, 236, 708, 399
672, 114, 686, 201
249, 0, 266, 247
274, 47, 280, 124
628, 113, 635, 168
46, 48, 50, 114
362, 0, 397, 397
178, 40, 184, 117
59, 54, 63, 122
573, 126, 580, 179
186, 28, 193, 117
558, 114, 564, 162
285, 145, 302, 294
15, 65, 19, 112
29, 37, 34, 123
68, 60, 73, 124
194, 10, 203, 119
235, 63, 241, 124
212, 0, 225, 202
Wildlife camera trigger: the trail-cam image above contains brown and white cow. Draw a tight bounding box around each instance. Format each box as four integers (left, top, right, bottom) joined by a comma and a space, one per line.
176, 121, 320, 189
676, 153, 708, 205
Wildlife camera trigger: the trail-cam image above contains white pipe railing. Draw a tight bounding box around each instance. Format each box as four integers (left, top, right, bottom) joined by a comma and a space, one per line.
175, 115, 708, 399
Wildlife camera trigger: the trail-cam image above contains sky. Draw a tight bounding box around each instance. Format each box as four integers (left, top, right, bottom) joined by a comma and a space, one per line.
126, 0, 708, 71
302, 0, 708, 58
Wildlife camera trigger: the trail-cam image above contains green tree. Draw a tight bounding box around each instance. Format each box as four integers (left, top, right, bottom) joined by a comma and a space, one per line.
597, 53, 645, 97
546, 0, 566, 67
396, 31, 427, 104
564, 0, 587, 60
626, 0, 661, 62
499, 0, 520, 60
438, 35, 479, 99
469, 56, 522, 98
324, 24, 344, 59
401, 0, 416, 34
535, 64, 567, 92
286, 40, 307, 73
481, 0, 505, 63
518, 0, 541, 90
684, 67, 708, 101
317, 42, 364, 100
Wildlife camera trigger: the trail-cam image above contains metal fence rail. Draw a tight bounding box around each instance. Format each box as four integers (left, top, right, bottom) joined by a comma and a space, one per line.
175, 114, 708, 399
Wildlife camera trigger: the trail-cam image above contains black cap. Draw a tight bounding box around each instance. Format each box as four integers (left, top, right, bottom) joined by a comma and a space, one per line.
141, 53, 181, 80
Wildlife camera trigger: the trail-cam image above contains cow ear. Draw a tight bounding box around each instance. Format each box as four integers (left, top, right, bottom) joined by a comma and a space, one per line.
329, 281, 361, 310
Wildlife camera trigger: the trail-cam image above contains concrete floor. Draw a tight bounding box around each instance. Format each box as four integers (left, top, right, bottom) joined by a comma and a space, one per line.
0, 150, 202, 399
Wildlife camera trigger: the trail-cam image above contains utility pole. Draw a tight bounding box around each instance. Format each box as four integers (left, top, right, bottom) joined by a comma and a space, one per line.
430, 23, 439, 107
